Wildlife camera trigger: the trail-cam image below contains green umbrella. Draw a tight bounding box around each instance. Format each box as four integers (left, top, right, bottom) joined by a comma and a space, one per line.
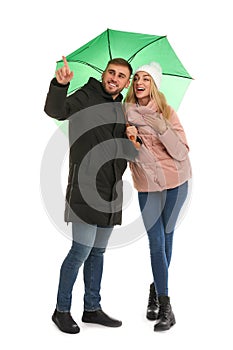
56, 28, 193, 111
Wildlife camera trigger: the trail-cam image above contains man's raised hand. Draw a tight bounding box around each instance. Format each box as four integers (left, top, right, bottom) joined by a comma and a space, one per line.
55, 56, 74, 85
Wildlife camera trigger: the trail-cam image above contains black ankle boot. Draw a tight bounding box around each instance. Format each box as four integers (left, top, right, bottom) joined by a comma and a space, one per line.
154, 296, 176, 331
52, 309, 80, 334
146, 283, 159, 320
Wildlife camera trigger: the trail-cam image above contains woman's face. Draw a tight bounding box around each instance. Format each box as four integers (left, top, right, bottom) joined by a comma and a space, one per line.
133, 71, 152, 104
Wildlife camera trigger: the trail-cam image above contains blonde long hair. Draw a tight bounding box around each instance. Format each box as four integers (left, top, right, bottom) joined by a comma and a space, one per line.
124, 75, 171, 120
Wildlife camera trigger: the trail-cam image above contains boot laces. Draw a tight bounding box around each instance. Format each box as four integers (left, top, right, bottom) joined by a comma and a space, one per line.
159, 302, 171, 319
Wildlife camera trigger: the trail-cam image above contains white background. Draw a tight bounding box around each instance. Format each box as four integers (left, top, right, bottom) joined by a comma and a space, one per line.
1, 0, 233, 349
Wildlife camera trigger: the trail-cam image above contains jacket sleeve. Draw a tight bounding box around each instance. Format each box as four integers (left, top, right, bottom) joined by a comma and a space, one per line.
44, 78, 89, 120
158, 109, 190, 161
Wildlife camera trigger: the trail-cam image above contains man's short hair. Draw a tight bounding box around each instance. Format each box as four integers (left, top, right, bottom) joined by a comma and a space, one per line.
106, 58, 132, 77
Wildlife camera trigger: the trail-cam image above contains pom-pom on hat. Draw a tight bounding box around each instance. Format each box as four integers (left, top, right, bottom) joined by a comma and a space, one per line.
134, 62, 162, 89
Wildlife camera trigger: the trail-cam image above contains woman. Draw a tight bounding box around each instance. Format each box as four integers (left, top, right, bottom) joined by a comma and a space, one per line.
125, 62, 192, 331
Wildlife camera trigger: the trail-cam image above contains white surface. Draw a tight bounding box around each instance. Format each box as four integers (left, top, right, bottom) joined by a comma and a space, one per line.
1, 0, 232, 349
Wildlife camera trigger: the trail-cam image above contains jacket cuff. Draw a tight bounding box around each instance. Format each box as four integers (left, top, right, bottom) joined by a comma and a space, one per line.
51, 77, 70, 88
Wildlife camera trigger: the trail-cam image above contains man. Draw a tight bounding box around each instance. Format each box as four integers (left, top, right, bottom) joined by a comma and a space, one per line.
44, 57, 137, 334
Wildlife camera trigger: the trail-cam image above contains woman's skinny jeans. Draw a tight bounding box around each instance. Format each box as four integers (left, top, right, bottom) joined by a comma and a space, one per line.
138, 181, 188, 296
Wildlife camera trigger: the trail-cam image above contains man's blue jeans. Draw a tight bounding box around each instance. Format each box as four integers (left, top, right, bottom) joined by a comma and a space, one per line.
138, 181, 188, 296
56, 221, 113, 312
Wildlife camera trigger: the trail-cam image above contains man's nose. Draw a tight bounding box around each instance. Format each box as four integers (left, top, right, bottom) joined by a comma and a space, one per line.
111, 74, 117, 81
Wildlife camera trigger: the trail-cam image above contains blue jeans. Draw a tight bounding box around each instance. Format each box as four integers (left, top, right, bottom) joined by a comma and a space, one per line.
56, 221, 113, 312
138, 181, 188, 296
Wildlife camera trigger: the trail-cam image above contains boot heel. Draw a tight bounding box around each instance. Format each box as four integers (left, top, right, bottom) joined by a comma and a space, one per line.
170, 316, 176, 327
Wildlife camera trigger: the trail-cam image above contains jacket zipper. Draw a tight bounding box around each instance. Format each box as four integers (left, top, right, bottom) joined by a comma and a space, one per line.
67, 163, 77, 222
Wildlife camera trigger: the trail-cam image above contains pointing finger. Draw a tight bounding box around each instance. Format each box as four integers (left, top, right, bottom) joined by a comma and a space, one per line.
62, 55, 70, 74
62, 56, 68, 67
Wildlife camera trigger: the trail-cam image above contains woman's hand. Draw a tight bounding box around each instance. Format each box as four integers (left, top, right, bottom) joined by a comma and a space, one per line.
143, 114, 167, 134
126, 124, 141, 149
126, 125, 138, 140
55, 56, 74, 85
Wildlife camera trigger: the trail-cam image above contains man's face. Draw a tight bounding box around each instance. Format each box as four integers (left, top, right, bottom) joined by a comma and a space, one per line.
102, 64, 131, 99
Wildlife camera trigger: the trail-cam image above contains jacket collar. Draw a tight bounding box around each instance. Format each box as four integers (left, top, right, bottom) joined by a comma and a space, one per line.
88, 77, 123, 102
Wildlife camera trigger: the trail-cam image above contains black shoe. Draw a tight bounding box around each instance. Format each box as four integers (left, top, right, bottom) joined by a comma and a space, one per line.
52, 309, 80, 334
82, 309, 122, 327
147, 283, 159, 320
154, 296, 176, 331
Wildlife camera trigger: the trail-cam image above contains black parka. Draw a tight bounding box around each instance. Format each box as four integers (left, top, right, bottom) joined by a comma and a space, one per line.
44, 77, 137, 226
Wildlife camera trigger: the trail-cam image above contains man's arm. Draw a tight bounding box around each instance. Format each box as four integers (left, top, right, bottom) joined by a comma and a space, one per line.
44, 78, 70, 120
44, 56, 88, 120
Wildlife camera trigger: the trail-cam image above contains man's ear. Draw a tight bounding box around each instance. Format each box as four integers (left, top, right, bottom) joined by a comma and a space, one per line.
125, 80, 130, 88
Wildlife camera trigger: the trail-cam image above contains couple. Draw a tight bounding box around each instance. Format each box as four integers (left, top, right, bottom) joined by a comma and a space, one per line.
44, 57, 191, 333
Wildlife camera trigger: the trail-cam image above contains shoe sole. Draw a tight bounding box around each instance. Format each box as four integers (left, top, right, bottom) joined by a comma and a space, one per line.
82, 318, 122, 327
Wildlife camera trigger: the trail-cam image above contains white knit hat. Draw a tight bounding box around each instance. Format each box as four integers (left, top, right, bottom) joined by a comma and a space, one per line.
134, 62, 162, 89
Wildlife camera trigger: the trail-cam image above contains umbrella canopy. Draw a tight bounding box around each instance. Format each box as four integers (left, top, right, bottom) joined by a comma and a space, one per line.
56, 28, 193, 110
